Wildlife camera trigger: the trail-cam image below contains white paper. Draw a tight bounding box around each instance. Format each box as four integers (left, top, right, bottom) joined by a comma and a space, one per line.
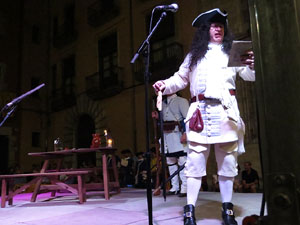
156, 91, 162, 111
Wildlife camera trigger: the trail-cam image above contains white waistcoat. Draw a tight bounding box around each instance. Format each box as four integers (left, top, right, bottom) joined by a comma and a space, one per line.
162, 94, 189, 154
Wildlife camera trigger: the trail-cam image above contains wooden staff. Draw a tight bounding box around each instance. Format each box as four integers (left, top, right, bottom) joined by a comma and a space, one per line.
151, 91, 169, 200
152, 110, 162, 196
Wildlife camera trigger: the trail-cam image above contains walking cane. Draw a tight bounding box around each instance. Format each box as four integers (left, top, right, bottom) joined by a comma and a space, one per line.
152, 104, 162, 196
156, 91, 167, 201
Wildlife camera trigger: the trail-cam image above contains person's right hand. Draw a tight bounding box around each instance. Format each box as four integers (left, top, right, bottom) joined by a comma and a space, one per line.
241, 50, 255, 70
153, 81, 166, 93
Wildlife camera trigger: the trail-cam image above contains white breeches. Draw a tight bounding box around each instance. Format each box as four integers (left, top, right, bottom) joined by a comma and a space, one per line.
185, 141, 238, 178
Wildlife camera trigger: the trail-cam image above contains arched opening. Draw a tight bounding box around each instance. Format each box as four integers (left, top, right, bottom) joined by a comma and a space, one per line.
0, 135, 9, 174
76, 114, 95, 167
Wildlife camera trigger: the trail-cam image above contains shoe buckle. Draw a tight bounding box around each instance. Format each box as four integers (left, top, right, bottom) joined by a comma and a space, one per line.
184, 212, 193, 218
226, 209, 234, 216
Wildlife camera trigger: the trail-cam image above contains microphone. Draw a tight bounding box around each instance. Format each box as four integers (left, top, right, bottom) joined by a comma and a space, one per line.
155, 3, 179, 13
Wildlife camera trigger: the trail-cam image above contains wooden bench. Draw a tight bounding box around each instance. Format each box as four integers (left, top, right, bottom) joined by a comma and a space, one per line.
0, 170, 91, 208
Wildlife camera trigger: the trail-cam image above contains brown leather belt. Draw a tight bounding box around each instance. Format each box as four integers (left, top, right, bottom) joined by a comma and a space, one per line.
190, 89, 236, 103
163, 121, 180, 131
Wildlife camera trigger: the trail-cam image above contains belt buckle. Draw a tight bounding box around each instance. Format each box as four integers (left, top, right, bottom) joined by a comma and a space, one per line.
184, 212, 193, 218
226, 209, 234, 216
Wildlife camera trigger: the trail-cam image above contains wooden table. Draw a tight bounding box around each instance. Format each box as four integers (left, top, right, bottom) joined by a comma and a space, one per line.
28, 147, 120, 201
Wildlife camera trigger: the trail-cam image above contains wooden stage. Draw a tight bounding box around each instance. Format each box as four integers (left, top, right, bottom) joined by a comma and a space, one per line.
0, 188, 265, 225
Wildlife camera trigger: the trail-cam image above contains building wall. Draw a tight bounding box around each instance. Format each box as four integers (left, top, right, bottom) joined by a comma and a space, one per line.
3, 0, 261, 181
18, 0, 49, 171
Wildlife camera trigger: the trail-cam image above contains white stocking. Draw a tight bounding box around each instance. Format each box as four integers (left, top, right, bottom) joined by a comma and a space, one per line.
187, 177, 202, 206
219, 175, 234, 203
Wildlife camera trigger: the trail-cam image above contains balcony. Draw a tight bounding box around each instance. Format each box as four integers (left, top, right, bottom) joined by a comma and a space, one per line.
53, 22, 78, 48
51, 87, 76, 112
85, 66, 123, 100
134, 42, 184, 83
87, 1, 120, 27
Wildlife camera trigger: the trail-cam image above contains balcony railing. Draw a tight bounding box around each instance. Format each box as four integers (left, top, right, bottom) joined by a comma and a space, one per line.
85, 66, 123, 100
53, 22, 78, 48
87, 1, 120, 27
51, 86, 76, 111
134, 42, 184, 83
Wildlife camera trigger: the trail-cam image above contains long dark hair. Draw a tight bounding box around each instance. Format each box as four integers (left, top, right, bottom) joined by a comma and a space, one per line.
188, 22, 234, 70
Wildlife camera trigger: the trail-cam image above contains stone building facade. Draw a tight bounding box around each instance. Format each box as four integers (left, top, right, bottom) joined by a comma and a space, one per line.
0, 0, 261, 184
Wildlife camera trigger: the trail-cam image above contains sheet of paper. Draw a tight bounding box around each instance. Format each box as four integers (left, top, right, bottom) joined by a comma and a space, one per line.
156, 91, 162, 111
228, 41, 252, 67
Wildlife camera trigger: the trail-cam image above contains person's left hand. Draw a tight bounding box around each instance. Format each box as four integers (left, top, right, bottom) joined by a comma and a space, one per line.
241, 50, 255, 70
151, 111, 159, 119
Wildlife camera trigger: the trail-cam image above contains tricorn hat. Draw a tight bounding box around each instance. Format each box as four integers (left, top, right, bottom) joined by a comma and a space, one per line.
192, 8, 227, 27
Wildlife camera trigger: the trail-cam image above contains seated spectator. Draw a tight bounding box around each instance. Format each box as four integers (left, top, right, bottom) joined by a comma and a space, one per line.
135, 152, 147, 188
241, 161, 259, 193
150, 147, 161, 189
31, 164, 40, 173
11, 165, 27, 191
233, 164, 243, 192
211, 174, 220, 192
119, 149, 135, 187
200, 175, 208, 191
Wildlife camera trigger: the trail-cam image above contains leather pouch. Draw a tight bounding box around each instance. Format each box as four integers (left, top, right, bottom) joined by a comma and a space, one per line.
189, 108, 204, 132
163, 121, 179, 131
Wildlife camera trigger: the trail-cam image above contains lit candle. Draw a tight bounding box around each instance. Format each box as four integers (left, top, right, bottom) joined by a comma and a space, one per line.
104, 130, 107, 136
107, 138, 113, 147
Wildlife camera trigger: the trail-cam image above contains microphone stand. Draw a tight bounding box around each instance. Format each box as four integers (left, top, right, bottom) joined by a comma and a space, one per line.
0, 83, 45, 127
131, 11, 167, 225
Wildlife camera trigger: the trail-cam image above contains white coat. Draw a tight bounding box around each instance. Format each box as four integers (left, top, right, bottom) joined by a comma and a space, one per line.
162, 94, 189, 154
162, 43, 255, 153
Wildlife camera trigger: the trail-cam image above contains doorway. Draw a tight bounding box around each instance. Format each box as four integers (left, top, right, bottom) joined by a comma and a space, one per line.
0, 135, 9, 174
76, 114, 95, 167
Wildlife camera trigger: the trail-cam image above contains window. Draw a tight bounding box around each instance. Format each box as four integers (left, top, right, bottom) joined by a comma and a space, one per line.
146, 12, 175, 42
32, 25, 40, 44
98, 33, 118, 87
53, 17, 58, 38
145, 12, 175, 64
100, 0, 115, 11
51, 64, 57, 95
64, 4, 75, 31
62, 55, 75, 95
0, 62, 6, 90
32, 132, 40, 147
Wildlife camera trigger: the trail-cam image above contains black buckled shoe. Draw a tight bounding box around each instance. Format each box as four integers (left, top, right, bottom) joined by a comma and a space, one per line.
166, 190, 179, 195
183, 204, 197, 225
222, 202, 238, 225
178, 192, 187, 197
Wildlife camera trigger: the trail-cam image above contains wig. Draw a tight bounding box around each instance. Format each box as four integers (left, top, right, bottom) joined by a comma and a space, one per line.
188, 22, 234, 70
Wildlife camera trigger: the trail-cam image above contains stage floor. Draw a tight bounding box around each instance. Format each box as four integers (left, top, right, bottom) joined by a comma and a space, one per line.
0, 188, 264, 225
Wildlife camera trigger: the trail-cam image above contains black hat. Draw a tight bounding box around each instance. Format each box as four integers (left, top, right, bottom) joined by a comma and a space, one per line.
192, 8, 227, 27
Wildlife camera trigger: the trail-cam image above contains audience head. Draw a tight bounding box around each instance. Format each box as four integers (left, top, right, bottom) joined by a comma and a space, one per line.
150, 147, 157, 157
121, 149, 132, 158
244, 161, 252, 171
136, 152, 145, 160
